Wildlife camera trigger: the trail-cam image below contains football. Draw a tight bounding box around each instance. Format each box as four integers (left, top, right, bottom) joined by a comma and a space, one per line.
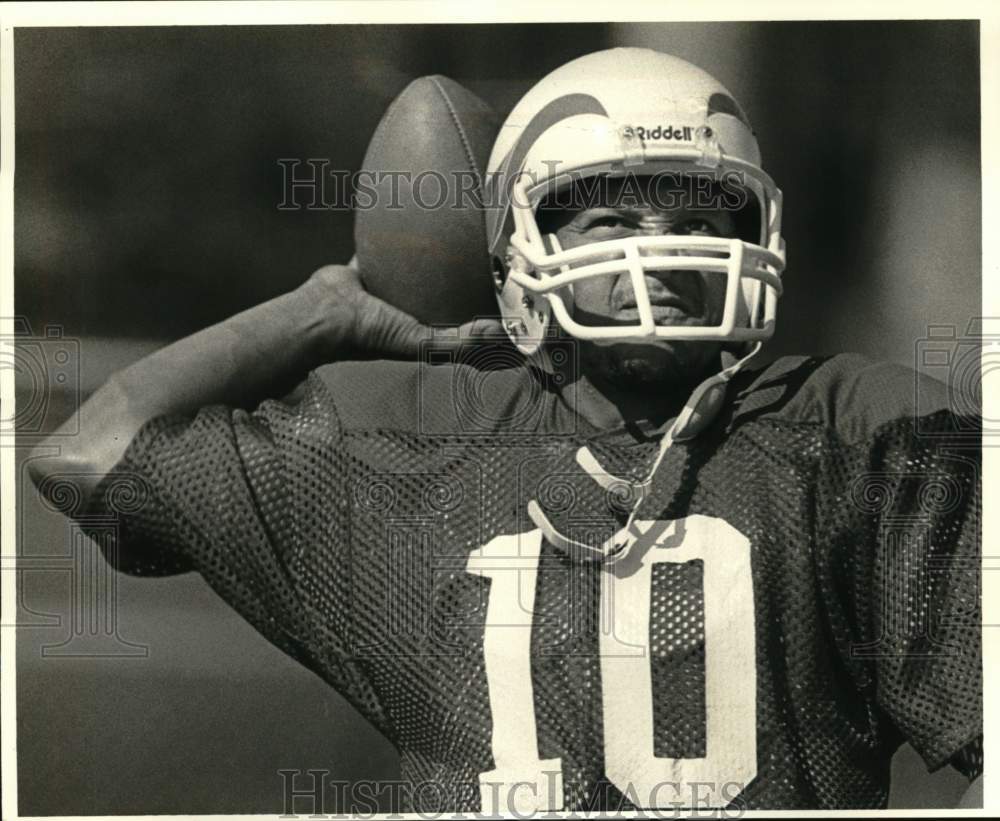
354, 75, 500, 326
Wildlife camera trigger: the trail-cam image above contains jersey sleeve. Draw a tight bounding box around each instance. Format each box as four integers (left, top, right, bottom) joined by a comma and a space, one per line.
74, 372, 387, 728
813, 359, 982, 776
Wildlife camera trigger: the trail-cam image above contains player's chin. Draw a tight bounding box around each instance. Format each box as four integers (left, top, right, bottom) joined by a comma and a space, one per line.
602, 339, 720, 387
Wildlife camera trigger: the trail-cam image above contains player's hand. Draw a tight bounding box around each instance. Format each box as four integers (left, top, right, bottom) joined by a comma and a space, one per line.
306, 260, 506, 361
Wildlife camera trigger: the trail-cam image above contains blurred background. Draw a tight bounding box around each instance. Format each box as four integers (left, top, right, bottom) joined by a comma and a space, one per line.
15, 21, 980, 814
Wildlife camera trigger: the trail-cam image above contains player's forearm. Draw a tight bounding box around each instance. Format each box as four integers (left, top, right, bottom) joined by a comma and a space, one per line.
27, 261, 471, 506
29, 274, 341, 498
113, 276, 338, 418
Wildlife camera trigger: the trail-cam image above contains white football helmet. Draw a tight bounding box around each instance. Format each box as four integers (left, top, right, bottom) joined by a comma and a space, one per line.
484, 47, 786, 355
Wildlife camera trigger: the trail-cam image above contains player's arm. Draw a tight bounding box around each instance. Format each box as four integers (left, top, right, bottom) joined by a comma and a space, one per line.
27, 262, 493, 509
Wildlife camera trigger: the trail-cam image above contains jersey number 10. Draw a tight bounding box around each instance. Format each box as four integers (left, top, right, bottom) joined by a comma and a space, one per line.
466, 515, 757, 813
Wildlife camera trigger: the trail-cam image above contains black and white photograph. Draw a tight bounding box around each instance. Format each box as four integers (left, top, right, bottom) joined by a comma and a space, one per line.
2, 3, 994, 817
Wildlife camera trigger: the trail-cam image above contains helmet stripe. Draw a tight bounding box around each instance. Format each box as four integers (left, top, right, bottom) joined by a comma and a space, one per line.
486, 93, 607, 254
707, 92, 751, 128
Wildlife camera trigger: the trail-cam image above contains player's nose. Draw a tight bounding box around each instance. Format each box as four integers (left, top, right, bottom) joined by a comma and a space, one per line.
638, 214, 673, 236
629, 215, 694, 297
636, 216, 691, 259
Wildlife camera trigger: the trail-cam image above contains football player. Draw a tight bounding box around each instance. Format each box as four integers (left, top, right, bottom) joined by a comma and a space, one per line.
29, 48, 982, 812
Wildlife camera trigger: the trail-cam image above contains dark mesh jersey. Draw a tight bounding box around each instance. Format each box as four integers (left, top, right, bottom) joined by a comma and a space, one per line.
77, 351, 982, 811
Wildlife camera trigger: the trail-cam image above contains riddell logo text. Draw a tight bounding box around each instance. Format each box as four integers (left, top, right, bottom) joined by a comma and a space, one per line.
633, 125, 693, 141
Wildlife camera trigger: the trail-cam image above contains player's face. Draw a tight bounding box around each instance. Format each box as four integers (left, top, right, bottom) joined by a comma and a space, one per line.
541, 175, 735, 388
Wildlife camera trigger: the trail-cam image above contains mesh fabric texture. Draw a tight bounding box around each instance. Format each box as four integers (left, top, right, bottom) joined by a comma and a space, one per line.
78, 352, 982, 811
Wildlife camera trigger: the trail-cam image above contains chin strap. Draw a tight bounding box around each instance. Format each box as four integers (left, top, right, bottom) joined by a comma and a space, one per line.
527, 342, 763, 564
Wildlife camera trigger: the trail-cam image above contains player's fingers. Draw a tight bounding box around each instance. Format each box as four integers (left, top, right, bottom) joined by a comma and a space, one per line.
360, 297, 430, 360
358, 303, 508, 361
420, 318, 509, 357
456, 317, 506, 341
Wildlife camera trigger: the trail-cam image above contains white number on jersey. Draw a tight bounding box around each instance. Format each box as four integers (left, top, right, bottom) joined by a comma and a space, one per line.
467, 515, 757, 813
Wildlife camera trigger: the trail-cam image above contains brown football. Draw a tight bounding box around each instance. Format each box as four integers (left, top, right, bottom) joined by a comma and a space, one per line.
354, 75, 500, 326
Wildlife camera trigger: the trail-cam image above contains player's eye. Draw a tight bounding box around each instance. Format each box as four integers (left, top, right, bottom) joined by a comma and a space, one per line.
680, 218, 720, 237
578, 212, 636, 234
589, 216, 631, 229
